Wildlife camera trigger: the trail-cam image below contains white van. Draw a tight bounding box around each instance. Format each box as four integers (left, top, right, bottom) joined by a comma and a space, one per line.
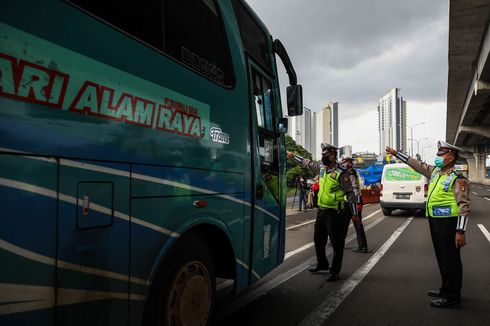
380, 163, 428, 216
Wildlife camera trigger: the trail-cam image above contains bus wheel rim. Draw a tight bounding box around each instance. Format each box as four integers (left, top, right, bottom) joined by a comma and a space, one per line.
166, 260, 212, 325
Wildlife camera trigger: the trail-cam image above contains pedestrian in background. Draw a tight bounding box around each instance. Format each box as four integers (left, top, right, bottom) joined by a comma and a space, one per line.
386, 141, 470, 308
341, 155, 368, 253
288, 143, 358, 282
311, 176, 320, 208
296, 176, 307, 211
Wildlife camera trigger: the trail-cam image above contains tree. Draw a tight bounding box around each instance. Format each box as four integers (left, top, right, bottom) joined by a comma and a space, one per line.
285, 135, 315, 186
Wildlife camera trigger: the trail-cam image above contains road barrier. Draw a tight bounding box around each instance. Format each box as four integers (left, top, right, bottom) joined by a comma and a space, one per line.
361, 189, 380, 204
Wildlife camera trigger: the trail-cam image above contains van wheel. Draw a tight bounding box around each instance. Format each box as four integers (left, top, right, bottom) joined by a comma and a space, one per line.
144, 236, 215, 326
382, 208, 392, 216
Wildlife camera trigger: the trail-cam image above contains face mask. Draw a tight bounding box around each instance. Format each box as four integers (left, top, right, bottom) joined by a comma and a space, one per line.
434, 157, 444, 168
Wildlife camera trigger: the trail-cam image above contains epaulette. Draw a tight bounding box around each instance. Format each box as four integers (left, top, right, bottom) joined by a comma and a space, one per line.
455, 171, 467, 179
348, 168, 357, 176
337, 163, 347, 172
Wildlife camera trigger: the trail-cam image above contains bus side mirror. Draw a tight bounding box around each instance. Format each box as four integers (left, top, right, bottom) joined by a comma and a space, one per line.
287, 85, 303, 116
278, 117, 288, 134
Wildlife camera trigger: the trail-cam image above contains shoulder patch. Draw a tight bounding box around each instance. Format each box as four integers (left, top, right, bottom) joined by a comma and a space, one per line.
457, 179, 466, 192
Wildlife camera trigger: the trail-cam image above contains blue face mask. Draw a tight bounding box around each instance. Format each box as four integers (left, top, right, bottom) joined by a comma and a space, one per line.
434, 157, 444, 168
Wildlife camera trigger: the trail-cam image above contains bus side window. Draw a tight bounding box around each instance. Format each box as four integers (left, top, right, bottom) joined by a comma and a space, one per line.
165, 0, 234, 86
252, 69, 279, 201
68, 0, 235, 86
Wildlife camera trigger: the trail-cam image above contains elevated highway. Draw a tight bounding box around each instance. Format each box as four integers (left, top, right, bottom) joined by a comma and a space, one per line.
447, 0, 490, 184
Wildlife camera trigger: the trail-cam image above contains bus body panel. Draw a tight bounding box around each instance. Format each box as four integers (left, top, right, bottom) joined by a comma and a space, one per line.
0, 0, 289, 324
0, 154, 57, 324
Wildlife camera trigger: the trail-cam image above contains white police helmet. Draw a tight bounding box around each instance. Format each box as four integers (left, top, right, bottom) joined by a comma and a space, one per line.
321, 143, 339, 155
436, 140, 464, 156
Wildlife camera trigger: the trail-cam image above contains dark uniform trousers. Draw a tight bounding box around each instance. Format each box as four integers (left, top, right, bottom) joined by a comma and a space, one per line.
314, 207, 345, 274
343, 206, 367, 249
428, 216, 462, 300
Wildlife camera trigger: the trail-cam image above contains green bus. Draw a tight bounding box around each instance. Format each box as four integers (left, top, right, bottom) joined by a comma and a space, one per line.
0, 0, 303, 324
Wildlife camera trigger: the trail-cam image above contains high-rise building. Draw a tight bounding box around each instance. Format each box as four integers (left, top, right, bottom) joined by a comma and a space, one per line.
329, 102, 339, 148
287, 107, 314, 154
288, 102, 339, 160
312, 102, 339, 160
377, 88, 407, 155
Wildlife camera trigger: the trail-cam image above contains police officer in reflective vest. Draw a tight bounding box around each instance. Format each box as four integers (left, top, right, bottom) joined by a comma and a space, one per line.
288, 143, 358, 282
386, 141, 470, 308
341, 155, 368, 253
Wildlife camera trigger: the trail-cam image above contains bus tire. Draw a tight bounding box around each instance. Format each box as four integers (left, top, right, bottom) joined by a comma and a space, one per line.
382, 208, 392, 216
145, 235, 216, 326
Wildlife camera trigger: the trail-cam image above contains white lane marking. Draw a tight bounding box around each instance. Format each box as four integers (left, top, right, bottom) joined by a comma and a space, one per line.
361, 209, 382, 221
285, 243, 315, 259
286, 219, 316, 230
485, 197, 490, 201
286, 209, 381, 232
0, 238, 148, 285
299, 217, 414, 326
284, 209, 381, 259
477, 224, 490, 243
216, 279, 234, 292
472, 191, 478, 195
217, 215, 387, 320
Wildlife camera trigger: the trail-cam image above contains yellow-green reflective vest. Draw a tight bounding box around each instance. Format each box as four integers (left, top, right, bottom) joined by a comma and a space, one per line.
318, 167, 345, 209
426, 168, 459, 218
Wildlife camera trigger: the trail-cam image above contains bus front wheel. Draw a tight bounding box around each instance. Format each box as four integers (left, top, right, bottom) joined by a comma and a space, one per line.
146, 236, 216, 326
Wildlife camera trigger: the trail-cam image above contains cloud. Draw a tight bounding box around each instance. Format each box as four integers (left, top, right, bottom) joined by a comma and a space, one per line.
246, 0, 449, 154
249, 0, 448, 114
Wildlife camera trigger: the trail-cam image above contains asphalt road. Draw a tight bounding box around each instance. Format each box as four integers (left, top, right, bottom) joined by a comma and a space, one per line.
215, 183, 490, 326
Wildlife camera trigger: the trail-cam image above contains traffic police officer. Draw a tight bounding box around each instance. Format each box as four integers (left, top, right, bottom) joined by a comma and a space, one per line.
341, 155, 368, 253
287, 143, 358, 282
386, 141, 470, 308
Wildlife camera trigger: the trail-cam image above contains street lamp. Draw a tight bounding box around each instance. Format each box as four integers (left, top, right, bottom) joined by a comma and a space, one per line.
422, 145, 433, 162
407, 122, 426, 157
407, 137, 428, 158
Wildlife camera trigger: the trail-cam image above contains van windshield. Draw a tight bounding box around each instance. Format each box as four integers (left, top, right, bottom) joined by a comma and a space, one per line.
385, 167, 422, 181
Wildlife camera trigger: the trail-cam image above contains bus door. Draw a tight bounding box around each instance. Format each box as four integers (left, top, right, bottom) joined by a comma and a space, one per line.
248, 63, 282, 281
56, 160, 130, 324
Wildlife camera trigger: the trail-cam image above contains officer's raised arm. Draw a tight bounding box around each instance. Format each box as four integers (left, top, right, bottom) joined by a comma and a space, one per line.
385, 146, 434, 179
287, 151, 321, 175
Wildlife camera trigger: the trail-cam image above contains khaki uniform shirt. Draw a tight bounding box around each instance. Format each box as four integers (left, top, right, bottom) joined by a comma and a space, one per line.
406, 158, 471, 217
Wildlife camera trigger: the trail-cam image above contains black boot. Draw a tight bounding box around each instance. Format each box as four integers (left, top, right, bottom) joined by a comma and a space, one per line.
430, 298, 460, 308
309, 265, 329, 273
326, 273, 340, 282
352, 247, 367, 253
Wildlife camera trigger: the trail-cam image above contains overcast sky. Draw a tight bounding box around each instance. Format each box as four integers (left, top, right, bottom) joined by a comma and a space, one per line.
247, 0, 448, 163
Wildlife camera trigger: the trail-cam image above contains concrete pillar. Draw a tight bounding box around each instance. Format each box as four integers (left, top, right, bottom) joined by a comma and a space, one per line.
467, 151, 490, 185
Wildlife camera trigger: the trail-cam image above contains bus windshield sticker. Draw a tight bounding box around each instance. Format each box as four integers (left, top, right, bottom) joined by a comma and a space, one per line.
385, 168, 422, 181
0, 23, 210, 141
210, 127, 229, 144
